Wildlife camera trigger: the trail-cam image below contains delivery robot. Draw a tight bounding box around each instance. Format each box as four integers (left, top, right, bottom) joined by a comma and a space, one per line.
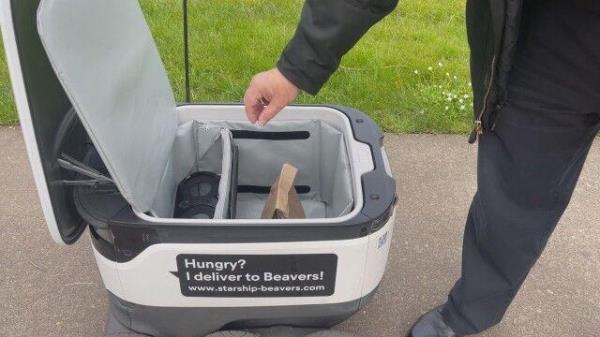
0, 0, 397, 336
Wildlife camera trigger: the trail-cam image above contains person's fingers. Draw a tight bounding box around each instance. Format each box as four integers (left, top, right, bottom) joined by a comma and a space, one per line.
244, 101, 261, 124
243, 86, 263, 124
257, 99, 286, 126
244, 68, 299, 125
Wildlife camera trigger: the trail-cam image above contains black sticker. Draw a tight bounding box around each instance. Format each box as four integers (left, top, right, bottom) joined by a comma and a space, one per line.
172, 254, 337, 297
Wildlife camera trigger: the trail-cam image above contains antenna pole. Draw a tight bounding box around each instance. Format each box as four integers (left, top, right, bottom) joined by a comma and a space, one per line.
183, 0, 191, 102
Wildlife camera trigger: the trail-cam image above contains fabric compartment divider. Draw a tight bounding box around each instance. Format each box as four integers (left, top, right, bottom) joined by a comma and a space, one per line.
167, 121, 236, 219
212, 128, 234, 219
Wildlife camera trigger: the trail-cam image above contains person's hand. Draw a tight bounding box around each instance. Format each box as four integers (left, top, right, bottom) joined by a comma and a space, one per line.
244, 68, 300, 126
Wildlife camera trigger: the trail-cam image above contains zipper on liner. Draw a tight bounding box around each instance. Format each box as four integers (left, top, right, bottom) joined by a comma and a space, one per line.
468, 56, 497, 144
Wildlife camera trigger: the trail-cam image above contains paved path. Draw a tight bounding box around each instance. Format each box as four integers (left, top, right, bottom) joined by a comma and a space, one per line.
1, 126, 598, 337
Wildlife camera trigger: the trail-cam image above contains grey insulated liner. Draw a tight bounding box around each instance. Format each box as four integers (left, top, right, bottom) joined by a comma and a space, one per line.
37, 0, 178, 216
203, 120, 354, 219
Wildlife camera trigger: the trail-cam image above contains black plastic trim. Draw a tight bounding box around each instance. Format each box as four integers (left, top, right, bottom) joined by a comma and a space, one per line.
90, 226, 116, 261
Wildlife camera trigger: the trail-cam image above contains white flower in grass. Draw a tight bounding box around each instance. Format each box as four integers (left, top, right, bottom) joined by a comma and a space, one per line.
453, 75, 458, 80
460, 105, 466, 110
463, 94, 469, 99
414, 70, 419, 74
445, 72, 450, 77
459, 99, 464, 104
428, 66, 433, 71
438, 62, 443, 67
445, 106, 449, 111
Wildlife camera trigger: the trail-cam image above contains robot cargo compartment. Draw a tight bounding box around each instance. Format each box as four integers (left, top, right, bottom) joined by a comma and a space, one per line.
72, 105, 372, 225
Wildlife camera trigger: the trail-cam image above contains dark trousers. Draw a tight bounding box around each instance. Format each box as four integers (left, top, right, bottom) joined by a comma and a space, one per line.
442, 2, 600, 335
443, 102, 599, 335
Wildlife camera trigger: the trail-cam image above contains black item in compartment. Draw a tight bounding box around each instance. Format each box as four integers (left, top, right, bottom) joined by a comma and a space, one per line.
175, 172, 220, 219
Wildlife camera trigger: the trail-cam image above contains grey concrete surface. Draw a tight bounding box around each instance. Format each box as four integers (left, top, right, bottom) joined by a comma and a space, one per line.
0, 126, 598, 337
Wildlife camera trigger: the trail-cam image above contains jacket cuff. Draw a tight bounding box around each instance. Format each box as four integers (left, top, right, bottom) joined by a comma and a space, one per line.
277, 53, 329, 96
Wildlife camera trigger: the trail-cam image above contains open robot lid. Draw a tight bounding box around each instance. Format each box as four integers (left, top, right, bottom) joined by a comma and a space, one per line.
36, 0, 179, 216
0, 0, 182, 243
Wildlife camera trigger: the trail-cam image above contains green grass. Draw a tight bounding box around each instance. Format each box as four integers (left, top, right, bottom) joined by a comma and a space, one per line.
0, 0, 471, 133
0, 39, 18, 124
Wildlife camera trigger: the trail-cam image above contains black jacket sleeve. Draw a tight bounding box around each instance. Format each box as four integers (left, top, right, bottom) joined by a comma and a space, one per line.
277, 0, 399, 95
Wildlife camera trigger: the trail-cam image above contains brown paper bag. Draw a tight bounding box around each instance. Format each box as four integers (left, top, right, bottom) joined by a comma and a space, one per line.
261, 163, 306, 219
